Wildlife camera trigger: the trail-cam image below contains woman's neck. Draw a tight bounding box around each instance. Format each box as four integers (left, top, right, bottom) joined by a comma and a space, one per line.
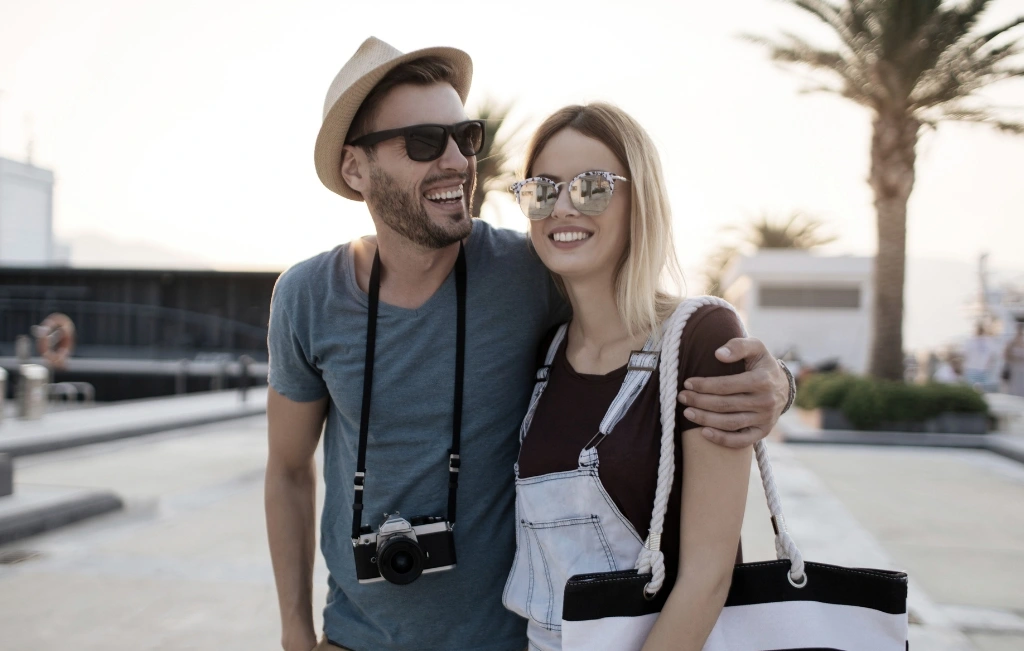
563, 273, 646, 375
353, 222, 462, 310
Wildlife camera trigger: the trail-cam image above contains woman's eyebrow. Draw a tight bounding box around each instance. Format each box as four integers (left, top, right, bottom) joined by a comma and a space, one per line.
534, 173, 561, 182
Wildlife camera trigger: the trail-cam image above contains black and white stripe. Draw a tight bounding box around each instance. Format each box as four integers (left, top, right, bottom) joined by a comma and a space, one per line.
562, 562, 908, 651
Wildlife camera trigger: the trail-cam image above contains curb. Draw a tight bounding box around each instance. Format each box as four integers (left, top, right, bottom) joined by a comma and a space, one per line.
780, 416, 1024, 467
0, 405, 266, 457
0, 490, 124, 546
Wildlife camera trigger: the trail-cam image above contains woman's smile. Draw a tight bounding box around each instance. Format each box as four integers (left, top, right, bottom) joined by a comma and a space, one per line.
548, 226, 594, 248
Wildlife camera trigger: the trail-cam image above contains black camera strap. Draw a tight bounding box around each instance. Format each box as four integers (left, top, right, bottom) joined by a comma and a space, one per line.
352, 242, 467, 540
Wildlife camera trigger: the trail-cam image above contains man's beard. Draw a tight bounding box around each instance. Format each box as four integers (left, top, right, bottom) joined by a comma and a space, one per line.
367, 165, 474, 250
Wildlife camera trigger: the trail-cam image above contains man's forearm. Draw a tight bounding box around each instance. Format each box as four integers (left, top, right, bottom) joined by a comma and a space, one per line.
266, 459, 319, 651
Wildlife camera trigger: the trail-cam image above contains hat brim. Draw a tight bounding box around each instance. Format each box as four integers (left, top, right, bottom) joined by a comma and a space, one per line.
314, 46, 473, 201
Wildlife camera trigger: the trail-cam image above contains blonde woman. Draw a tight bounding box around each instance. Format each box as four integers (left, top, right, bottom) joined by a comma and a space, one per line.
502, 104, 750, 651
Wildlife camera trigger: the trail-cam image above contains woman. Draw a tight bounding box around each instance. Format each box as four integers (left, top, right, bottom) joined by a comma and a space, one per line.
501, 103, 751, 651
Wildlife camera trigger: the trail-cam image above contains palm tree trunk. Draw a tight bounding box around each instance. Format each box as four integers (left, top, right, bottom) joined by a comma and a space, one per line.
868, 111, 919, 380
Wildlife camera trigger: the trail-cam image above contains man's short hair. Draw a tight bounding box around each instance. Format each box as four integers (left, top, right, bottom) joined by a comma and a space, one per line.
348, 56, 460, 156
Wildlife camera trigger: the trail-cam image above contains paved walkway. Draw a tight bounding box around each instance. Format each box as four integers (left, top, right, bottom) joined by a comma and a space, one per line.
0, 388, 267, 456
789, 445, 1024, 651
1, 414, 1022, 649
0, 417, 316, 650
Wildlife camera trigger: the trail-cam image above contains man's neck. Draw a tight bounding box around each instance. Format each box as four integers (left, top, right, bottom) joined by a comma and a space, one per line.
353, 224, 462, 310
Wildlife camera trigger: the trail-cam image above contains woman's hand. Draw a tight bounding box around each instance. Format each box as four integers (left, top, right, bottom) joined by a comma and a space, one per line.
676, 336, 791, 448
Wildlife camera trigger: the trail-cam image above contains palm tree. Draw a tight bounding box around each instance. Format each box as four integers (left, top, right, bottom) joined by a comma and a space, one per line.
704, 212, 836, 296
731, 212, 838, 249
748, 0, 1024, 380
471, 98, 524, 219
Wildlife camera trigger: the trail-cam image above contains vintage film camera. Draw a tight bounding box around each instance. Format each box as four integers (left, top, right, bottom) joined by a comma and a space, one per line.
352, 512, 457, 585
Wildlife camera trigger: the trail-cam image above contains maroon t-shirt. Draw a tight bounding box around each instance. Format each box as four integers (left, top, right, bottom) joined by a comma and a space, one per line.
517, 305, 745, 583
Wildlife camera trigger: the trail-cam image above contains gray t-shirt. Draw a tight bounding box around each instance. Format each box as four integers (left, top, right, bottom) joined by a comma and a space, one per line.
268, 220, 567, 651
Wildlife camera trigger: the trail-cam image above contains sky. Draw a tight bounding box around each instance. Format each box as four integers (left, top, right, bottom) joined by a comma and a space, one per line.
0, 1, 1022, 291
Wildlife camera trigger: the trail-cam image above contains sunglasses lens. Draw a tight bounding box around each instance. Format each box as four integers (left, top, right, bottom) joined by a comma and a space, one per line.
517, 181, 558, 220
454, 121, 485, 157
405, 126, 448, 161
570, 174, 615, 216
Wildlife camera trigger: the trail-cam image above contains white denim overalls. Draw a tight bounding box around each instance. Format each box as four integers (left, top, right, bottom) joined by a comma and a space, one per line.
502, 324, 661, 651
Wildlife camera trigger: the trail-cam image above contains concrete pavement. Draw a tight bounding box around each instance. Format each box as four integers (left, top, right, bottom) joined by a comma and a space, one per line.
0, 416, 325, 650
2, 414, 1023, 649
0, 388, 267, 457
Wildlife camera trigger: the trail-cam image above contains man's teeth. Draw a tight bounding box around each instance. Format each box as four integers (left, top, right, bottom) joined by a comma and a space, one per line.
552, 232, 591, 243
426, 187, 464, 201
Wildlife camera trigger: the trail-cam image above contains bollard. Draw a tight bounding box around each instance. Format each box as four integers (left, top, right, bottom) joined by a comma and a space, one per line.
0, 367, 6, 426
238, 355, 253, 404
176, 359, 189, 395
0, 454, 11, 497
14, 335, 32, 363
212, 361, 227, 392
18, 364, 48, 420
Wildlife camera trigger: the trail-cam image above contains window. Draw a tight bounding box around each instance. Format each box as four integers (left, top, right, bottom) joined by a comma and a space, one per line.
759, 285, 861, 309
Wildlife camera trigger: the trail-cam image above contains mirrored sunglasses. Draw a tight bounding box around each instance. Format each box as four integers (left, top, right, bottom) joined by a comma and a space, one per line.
510, 171, 629, 220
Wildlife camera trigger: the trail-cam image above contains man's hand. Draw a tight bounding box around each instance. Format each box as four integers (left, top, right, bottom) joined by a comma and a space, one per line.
676, 337, 789, 449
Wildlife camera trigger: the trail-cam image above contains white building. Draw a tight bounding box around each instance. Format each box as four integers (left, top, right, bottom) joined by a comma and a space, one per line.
721, 250, 874, 374
0, 156, 59, 266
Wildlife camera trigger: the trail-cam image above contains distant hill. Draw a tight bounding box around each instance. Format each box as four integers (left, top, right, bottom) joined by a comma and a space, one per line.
59, 232, 214, 269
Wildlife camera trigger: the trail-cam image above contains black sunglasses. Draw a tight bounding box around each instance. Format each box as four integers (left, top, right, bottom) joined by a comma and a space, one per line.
347, 120, 486, 162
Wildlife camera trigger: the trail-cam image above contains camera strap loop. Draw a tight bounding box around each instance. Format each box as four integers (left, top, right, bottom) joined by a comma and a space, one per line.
352, 242, 468, 540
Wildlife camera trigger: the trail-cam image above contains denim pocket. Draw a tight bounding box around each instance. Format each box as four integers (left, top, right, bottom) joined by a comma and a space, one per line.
521, 515, 617, 631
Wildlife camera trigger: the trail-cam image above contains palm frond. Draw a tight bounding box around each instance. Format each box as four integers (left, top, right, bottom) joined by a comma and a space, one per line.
743, 32, 877, 106
753, 0, 1024, 128
470, 97, 525, 217
941, 106, 1024, 133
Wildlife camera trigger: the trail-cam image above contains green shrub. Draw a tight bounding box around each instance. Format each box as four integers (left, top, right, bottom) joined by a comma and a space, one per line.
921, 383, 988, 414
796, 373, 988, 430
796, 373, 858, 410
840, 379, 884, 429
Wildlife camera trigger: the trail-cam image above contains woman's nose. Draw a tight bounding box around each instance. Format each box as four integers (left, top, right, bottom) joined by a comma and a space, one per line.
550, 183, 577, 220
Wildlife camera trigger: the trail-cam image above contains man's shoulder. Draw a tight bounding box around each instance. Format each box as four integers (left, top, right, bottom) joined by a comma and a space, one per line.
470, 219, 528, 255
468, 219, 543, 271
272, 244, 348, 306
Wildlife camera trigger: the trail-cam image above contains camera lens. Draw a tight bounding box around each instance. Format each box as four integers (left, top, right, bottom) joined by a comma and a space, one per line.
392, 551, 413, 573
378, 536, 425, 585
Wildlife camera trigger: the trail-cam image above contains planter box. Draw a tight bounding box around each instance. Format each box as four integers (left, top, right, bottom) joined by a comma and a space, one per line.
800, 408, 989, 434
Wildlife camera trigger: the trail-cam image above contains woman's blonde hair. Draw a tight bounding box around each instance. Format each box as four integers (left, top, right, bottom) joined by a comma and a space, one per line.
522, 102, 683, 339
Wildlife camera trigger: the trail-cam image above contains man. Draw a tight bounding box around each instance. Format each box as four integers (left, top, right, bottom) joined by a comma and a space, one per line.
266, 37, 795, 651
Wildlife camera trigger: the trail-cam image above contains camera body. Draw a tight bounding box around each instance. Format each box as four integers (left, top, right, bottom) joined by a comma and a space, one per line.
352, 513, 457, 585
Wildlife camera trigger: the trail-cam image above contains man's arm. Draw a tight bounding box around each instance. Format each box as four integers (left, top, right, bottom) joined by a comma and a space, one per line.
266, 387, 329, 651
677, 337, 792, 448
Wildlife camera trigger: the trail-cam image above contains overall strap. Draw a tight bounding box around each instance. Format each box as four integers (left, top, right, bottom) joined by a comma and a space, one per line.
586, 338, 659, 451
519, 323, 568, 443
576, 336, 659, 468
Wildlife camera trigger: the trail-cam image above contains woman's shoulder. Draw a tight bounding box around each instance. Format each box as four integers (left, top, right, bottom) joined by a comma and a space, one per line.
672, 302, 744, 380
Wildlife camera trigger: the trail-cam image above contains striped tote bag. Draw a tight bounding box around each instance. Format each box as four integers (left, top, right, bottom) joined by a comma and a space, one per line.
562, 297, 909, 651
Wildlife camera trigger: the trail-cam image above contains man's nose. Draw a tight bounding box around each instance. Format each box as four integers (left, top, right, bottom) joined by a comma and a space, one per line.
436, 135, 470, 173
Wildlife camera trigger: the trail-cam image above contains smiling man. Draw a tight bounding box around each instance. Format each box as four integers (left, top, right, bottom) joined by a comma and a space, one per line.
264, 37, 795, 651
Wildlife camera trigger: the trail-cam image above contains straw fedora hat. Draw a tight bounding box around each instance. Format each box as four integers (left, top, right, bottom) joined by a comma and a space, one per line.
314, 37, 473, 200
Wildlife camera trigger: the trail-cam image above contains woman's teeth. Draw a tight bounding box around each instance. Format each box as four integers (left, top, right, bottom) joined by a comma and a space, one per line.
425, 187, 464, 202
551, 231, 591, 243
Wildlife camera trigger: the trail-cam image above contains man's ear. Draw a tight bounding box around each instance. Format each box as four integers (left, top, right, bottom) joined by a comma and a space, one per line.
341, 145, 368, 198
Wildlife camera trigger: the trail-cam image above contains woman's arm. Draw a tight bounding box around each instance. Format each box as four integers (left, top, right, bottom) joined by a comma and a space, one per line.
640, 428, 752, 651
